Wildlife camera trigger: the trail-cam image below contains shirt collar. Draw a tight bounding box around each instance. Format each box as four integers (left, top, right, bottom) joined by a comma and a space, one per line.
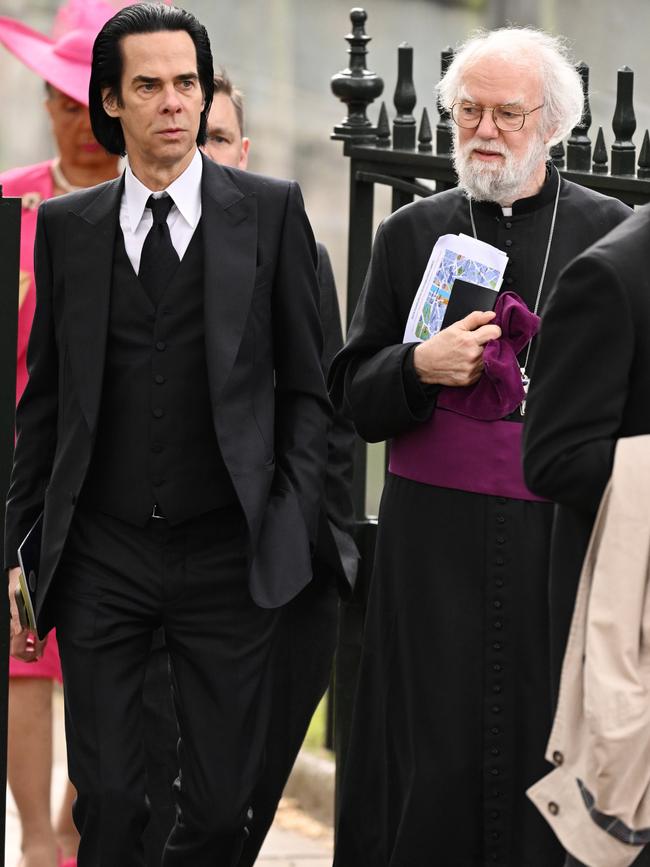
124, 148, 203, 232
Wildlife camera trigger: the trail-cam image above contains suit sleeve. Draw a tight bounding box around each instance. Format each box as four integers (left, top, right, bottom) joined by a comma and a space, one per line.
328, 222, 438, 444
4, 203, 59, 567
523, 251, 633, 516
272, 183, 330, 545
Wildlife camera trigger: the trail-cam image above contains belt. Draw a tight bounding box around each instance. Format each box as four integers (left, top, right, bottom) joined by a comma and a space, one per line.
151, 503, 167, 520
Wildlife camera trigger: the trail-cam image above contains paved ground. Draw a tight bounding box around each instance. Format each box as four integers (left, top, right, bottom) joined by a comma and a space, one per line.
5, 689, 333, 866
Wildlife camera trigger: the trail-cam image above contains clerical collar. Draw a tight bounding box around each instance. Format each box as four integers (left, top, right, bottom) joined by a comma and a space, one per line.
471, 162, 559, 217
124, 148, 203, 234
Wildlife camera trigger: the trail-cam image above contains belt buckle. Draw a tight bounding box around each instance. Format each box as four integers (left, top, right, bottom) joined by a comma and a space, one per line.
151, 503, 166, 520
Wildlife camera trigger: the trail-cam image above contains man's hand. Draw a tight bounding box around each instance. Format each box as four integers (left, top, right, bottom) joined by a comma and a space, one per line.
7, 566, 45, 662
413, 309, 501, 387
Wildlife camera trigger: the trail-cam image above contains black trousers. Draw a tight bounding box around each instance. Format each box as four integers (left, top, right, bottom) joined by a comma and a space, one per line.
141, 566, 339, 867
54, 505, 278, 867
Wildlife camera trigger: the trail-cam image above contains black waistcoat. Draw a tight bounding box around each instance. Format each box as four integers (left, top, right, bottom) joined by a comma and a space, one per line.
80, 223, 237, 525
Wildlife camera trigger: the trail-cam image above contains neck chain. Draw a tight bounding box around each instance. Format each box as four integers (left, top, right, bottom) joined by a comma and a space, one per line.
468, 171, 561, 414
50, 159, 84, 194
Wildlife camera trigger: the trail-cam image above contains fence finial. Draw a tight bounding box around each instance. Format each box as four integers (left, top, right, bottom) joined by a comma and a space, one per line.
567, 62, 592, 172
611, 65, 636, 175
331, 8, 384, 142
392, 43, 416, 150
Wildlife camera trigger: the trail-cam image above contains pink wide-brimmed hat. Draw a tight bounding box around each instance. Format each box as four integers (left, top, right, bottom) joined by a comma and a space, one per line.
0, 0, 120, 107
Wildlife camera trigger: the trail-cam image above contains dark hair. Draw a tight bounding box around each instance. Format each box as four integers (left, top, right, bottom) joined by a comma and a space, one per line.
89, 3, 214, 156
213, 69, 245, 137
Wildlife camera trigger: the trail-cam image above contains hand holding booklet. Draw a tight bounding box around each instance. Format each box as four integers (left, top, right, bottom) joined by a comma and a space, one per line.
403, 233, 509, 343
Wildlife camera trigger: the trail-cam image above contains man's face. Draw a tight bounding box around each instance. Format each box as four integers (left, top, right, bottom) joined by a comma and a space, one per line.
46, 86, 115, 173
203, 92, 249, 169
452, 55, 550, 202
102, 30, 204, 170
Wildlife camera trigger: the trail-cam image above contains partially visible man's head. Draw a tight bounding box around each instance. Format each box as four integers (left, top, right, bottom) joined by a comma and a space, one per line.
203, 71, 249, 169
89, 3, 214, 158
437, 28, 583, 203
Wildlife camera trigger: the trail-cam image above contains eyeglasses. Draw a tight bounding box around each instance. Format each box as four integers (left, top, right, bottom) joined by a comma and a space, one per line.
450, 101, 545, 132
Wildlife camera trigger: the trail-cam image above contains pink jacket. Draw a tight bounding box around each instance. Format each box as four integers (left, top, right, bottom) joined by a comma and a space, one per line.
0, 160, 54, 404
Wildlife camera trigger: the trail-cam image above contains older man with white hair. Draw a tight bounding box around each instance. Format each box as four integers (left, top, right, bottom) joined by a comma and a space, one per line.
330, 26, 631, 867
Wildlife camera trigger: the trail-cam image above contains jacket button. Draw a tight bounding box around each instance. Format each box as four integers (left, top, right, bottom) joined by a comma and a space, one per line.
505, 222, 512, 230
552, 750, 564, 766
548, 802, 559, 816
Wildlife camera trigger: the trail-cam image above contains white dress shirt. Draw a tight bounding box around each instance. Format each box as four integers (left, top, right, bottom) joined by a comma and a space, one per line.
120, 148, 203, 275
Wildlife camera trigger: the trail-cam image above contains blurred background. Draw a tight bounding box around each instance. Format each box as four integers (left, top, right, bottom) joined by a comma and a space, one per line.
1, 0, 649, 316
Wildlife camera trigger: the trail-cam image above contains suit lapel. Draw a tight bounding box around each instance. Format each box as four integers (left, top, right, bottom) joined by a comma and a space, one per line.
201, 156, 258, 404
65, 176, 122, 433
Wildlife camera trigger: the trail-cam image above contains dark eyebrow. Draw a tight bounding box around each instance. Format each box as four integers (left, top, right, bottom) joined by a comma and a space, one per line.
131, 72, 199, 85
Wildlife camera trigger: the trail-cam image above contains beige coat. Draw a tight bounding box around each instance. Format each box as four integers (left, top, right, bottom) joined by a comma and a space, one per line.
528, 435, 650, 867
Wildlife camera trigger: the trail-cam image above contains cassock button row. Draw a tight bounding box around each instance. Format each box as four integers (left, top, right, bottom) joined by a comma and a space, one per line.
493, 600, 502, 609
495, 578, 504, 588
491, 747, 500, 756
495, 556, 504, 566
153, 408, 164, 418
493, 642, 502, 650
493, 620, 503, 629
505, 239, 513, 247
154, 374, 165, 384
496, 514, 505, 524
156, 341, 166, 351
490, 726, 500, 735
496, 535, 505, 545
493, 664, 502, 672
490, 768, 500, 776
505, 222, 512, 229
493, 685, 502, 694
491, 705, 501, 713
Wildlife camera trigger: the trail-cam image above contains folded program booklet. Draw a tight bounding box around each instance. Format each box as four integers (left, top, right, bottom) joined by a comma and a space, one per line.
16, 512, 42, 633
403, 233, 508, 343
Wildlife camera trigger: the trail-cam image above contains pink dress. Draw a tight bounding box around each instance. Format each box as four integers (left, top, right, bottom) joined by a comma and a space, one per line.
2, 160, 61, 682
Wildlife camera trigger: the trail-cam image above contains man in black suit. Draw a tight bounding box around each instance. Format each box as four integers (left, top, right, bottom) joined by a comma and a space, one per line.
142, 70, 358, 865
523, 205, 650, 867
4, 5, 329, 866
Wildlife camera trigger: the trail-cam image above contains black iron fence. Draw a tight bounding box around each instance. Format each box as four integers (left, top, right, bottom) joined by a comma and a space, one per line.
329, 6, 650, 812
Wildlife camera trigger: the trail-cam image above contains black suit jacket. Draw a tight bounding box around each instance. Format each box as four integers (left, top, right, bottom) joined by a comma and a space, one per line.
523, 204, 650, 693
4, 154, 330, 635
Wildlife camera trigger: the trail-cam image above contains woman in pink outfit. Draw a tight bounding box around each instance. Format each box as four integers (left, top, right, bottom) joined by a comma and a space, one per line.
0, 3, 120, 864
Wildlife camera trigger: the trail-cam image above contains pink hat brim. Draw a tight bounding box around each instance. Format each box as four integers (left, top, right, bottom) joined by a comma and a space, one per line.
0, 17, 94, 106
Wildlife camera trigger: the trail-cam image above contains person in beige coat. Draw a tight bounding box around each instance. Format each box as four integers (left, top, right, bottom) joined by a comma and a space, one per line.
524, 202, 650, 867
527, 434, 650, 867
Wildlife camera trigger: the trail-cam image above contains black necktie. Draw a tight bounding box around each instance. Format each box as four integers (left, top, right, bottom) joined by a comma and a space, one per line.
138, 194, 180, 306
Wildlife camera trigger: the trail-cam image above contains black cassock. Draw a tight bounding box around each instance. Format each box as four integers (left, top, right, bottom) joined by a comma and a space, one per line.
330, 166, 630, 867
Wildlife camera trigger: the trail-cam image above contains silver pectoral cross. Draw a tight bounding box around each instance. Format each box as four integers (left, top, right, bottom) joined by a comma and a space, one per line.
520, 368, 530, 416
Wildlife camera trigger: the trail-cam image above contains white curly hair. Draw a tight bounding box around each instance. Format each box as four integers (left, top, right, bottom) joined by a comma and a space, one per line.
437, 27, 584, 148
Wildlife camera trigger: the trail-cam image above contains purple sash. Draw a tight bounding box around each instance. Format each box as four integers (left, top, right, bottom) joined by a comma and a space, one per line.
388, 408, 548, 502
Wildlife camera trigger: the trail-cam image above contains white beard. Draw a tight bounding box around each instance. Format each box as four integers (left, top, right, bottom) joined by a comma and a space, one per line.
452, 130, 549, 204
